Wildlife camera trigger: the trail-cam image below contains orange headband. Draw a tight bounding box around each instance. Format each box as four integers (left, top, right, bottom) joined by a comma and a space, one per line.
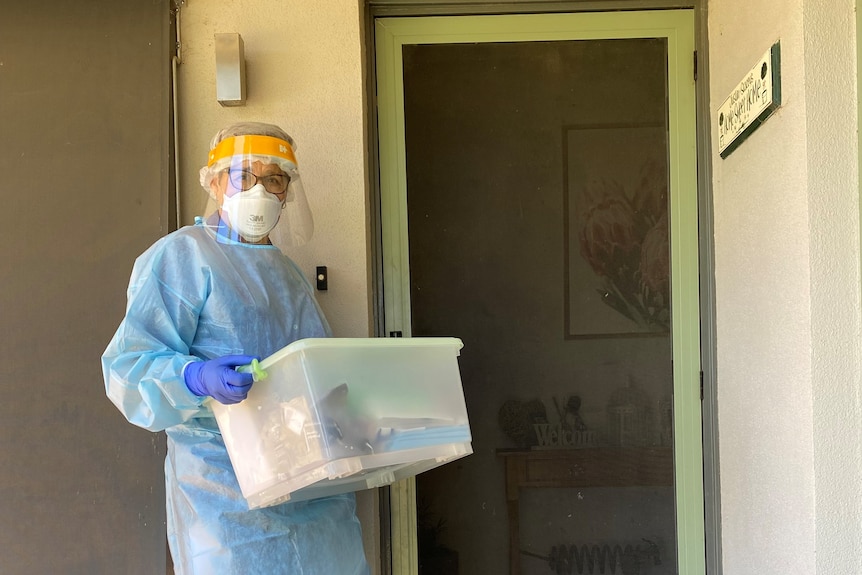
207, 135, 297, 167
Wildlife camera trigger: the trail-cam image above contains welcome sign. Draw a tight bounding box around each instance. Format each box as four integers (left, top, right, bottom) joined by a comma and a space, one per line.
717, 42, 782, 158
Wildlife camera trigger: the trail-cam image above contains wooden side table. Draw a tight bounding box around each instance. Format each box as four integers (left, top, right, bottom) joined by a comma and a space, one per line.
496, 447, 673, 575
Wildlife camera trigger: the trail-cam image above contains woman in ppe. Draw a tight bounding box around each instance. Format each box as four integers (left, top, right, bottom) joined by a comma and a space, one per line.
102, 122, 369, 574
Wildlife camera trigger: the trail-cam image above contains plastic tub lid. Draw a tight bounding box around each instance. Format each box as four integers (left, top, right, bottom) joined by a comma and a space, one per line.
258, 337, 464, 369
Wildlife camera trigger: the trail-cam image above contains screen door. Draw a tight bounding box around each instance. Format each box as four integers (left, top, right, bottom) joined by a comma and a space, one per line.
376, 11, 702, 575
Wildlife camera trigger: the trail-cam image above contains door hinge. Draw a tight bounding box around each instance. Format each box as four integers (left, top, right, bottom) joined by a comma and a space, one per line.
693, 50, 698, 81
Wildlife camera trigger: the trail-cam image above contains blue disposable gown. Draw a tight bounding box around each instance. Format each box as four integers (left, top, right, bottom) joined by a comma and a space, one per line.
102, 219, 370, 575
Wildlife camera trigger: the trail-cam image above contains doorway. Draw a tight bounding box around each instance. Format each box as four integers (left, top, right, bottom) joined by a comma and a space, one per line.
376, 10, 702, 575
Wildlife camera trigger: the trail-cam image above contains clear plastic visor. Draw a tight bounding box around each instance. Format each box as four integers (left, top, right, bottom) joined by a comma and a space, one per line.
199, 135, 314, 247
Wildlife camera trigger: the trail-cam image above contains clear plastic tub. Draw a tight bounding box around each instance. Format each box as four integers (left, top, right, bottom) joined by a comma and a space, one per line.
210, 337, 472, 509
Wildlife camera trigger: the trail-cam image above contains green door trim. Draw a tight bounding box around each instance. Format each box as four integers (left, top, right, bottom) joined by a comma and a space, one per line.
375, 10, 704, 575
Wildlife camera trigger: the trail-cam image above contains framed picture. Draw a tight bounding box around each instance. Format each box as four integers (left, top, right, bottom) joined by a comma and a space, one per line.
563, 123, 670, 339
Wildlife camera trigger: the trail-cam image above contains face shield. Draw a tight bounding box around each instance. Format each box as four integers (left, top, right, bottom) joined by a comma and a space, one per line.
199, 134, 314, 247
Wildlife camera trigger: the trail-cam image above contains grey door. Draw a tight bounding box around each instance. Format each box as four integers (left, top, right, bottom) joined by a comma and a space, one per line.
376, 11, 703, 575
0, 1, 173, 573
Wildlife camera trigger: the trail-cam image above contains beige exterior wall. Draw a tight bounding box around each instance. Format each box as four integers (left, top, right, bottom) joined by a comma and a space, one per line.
176, 0, 862, 573
176, 1, 378, 570
709, 0, 862, 573
177, 0, 371, 340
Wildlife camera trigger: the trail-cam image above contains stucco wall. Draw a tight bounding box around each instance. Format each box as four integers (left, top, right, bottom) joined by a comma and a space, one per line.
709, 0, 862, 573
803, 2, 862, 573
177, 0, 371, 340
176, 0, 378, 570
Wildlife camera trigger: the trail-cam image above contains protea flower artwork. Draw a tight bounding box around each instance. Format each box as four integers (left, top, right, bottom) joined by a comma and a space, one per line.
577, 159, 670, 331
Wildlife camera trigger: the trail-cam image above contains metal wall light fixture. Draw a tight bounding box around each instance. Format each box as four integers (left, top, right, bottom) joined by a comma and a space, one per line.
215, 33, 246, 106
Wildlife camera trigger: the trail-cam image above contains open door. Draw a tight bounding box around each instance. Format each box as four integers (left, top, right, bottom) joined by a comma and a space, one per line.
376, 10, 702, 575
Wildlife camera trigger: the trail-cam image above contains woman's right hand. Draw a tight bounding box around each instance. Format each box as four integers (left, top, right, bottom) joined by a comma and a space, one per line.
184, 354, 259, 404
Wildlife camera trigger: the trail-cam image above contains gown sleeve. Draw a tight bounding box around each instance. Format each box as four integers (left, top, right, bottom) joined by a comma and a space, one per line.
102, 235, 209, 432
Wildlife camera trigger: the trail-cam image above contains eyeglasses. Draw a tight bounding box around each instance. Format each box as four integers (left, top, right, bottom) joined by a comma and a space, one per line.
226, 169, 290, 195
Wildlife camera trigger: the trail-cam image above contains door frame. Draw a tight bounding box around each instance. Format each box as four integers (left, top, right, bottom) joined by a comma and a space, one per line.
369, 6, 716, 575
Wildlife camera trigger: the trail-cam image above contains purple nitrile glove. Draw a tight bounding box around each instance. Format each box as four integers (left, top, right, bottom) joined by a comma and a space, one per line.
184, 354, 259, 405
